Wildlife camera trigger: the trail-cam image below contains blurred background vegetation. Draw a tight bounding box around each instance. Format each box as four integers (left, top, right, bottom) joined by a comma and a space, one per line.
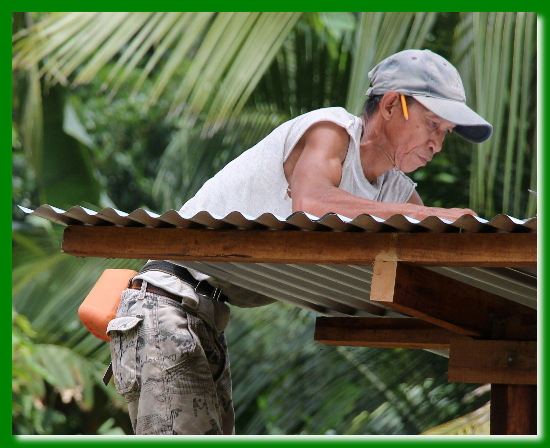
12, 12, 537, 435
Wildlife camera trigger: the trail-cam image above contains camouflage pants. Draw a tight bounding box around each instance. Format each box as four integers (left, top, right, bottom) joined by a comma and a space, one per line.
107, 282, 235, 435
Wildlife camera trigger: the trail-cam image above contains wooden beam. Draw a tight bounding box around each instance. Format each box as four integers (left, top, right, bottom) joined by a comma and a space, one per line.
61, 226, 537, 267
491, 313, 537, 341
490, 384, 537, 435
448, 339, 537, 385
314, 317, 456, 349
369, 261, 535, 337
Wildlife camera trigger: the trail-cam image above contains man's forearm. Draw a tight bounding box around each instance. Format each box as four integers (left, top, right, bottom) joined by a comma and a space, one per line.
292, 187, 475, 221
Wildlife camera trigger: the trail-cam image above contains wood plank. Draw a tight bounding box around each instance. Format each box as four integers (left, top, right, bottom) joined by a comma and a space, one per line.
448, 339, 537, 385
61, 226, 537, 267
314, 317, 456, 349
369, 261, 535, 337
490, 384, 537, 435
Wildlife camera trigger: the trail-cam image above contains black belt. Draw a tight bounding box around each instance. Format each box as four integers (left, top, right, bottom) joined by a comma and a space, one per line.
130, 279, 185, 302
136, 260, 228, 303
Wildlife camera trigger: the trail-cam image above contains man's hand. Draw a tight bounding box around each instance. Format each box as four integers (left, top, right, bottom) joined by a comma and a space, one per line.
406, 206, 477, 222
406, 190, 477, 221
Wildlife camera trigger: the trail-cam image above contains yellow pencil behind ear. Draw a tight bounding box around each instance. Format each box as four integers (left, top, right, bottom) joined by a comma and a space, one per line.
400, 95, 409, 120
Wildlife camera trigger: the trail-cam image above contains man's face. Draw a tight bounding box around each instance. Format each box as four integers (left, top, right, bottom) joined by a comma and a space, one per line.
388, 100, 456, 173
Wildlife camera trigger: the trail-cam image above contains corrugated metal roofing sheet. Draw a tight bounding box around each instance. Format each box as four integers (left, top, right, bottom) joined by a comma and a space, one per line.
19, 205, 537, 317
19, 204, 537, 233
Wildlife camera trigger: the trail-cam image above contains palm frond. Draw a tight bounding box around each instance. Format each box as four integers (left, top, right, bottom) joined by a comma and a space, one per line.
421, 402, 490, 435
456, 12, 537, 217
346, 12, 438, 115
33, 344, 117, 411
13, 12, 303, 134
200, 12, 302, 135
12, 13, 43, 180
250, 14, 354, 116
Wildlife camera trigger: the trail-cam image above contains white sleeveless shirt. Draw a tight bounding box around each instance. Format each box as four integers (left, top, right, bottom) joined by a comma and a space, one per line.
180, 107, 415, 219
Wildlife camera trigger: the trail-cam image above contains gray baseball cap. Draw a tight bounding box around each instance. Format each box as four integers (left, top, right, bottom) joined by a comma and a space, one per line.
366, 49, 493, 143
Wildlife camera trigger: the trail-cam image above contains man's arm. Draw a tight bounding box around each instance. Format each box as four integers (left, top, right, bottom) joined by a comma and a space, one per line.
407, 189, 424, 206
288, 122, 476, 221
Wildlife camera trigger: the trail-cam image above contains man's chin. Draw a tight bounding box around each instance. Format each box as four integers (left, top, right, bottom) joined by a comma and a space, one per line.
398, 165, 419, 173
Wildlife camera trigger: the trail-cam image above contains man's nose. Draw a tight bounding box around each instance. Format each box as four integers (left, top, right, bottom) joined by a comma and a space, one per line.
430, 132, 445, 154
431, 143, 442, 154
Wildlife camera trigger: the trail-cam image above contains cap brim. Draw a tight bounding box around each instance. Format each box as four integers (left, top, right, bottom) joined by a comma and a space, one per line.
413, 96, 493, 143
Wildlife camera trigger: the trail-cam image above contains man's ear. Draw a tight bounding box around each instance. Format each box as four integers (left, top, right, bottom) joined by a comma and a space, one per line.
379, 91, 400, 121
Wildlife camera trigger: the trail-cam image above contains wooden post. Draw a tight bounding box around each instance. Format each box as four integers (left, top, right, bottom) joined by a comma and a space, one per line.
489, 313, 538, 435
490, 384, 537, 435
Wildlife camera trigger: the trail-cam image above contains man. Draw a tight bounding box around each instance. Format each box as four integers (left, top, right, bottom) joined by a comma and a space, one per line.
107, 49, 492, 435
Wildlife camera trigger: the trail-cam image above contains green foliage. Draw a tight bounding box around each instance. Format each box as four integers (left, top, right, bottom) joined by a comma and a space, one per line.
12, 309, 50, 434
409, 13, 472, 210
228, 302, 488, 435
454, 12, 537, 218
12, 149, 40, 220
250, 13, 355, 117
71, 70, 178, 212
12, 308, 129, 434
38, 84, 101, 208
12, 224, 136, 434
12, 12, 101, 212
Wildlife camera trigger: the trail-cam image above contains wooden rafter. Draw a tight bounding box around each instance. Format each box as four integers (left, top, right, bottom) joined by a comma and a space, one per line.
369, 261, 535, 337
314, 317, 457, 349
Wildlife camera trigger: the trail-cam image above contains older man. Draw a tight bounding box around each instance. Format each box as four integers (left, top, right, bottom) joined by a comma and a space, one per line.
107, 49, 492, 435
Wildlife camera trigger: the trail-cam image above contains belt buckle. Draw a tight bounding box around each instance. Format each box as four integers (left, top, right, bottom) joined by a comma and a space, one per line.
211, 288, 222, 302
195, 280, 221, 302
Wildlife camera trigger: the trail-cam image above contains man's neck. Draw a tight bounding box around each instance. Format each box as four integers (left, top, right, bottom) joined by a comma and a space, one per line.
359, 114, 397, 182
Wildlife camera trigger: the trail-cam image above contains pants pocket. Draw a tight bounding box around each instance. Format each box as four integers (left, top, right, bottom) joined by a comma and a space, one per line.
107, 316, 144, 396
